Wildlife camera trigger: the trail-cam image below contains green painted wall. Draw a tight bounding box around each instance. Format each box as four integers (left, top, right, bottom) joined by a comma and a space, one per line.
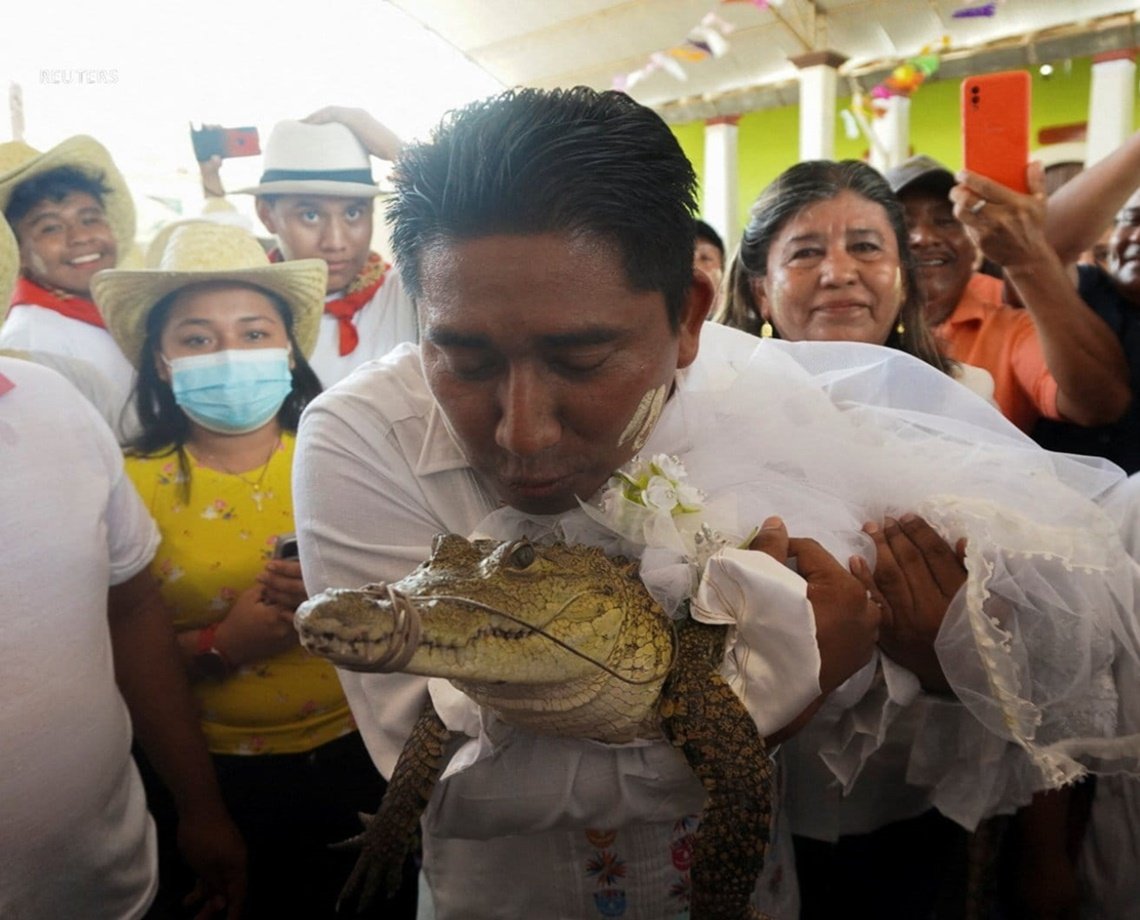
674, 55, 1129, 236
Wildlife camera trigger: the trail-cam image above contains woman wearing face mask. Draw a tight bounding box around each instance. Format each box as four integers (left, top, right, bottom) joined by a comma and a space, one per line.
92, 222, 419, 919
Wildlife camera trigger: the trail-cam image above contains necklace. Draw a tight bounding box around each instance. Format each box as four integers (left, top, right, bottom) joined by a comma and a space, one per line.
192, 436, 282, 512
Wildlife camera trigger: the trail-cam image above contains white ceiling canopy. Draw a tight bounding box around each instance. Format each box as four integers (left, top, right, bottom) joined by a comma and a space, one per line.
388, 0, 1140, 120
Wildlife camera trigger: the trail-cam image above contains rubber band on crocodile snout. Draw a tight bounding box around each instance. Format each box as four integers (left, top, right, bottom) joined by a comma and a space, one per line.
359, 583, 422, 671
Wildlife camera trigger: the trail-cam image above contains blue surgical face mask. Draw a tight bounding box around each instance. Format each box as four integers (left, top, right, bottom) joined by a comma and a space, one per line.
163, 348, 293, 434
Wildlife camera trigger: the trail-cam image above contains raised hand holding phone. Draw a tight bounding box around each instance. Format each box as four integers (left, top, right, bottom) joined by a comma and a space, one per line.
951, 162, 1049, 268
961, 70, 1031, 194
189, 123, 261, 163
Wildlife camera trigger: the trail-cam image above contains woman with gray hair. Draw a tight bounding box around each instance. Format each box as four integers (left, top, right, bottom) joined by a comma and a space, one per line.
715, 160, 994, 393
717, 159, 1000, 916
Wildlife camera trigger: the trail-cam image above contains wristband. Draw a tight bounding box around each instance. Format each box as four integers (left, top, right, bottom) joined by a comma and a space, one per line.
194, 622, 233, 678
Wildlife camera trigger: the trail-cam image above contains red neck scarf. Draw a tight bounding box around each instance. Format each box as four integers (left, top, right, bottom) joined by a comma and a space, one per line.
269, 249, 388, 355
10, 276, 105, 328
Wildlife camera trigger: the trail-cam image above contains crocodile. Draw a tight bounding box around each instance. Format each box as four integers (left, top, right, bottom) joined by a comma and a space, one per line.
295, 533, 774, 919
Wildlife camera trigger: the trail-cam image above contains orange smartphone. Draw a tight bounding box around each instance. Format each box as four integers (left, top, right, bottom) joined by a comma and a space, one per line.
961, 70, 1030, 193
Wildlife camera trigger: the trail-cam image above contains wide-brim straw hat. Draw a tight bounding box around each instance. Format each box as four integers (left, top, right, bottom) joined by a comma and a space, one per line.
0, 216, 17, 307
235, 121, 381, 198
92, 222, 327, 368
0, 136, 137, 259
142, 210, 261, 269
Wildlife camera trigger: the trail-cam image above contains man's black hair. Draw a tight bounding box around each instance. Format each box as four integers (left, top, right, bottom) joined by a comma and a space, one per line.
694, 219, 725, 260
5, 165, 110, 227
387, 86, 699, 329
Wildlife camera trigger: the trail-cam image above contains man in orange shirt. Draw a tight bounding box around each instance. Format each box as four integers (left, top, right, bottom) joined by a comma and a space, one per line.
885, 155, 1129, 433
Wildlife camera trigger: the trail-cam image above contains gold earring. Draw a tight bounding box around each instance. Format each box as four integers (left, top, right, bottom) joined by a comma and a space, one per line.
760, 320, 773, 338
895, 319, 905, 335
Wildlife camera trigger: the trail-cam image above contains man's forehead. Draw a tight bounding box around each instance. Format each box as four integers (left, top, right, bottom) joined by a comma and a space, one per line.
19, 191, 104, 215
267, 194, 372, 211
417, 233, 635, 295
416, 232, 668, 333
14, 192, 105, 230
901, 187, 952, 211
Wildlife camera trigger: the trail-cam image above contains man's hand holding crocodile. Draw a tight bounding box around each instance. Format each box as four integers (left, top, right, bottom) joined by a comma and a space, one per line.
749, 516, 883, 743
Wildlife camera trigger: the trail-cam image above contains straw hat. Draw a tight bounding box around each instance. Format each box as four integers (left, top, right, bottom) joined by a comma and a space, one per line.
144, 217, 223, 268
0, 216, 17, 307
92, 222, 327, 368
0, 136, 137, 257
235, 121, 380, 198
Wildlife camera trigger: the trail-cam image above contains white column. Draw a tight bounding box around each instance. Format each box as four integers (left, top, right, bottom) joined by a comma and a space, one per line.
1086, 51, 1136, 167
869, 95, 911, 172
790, 51, 847, 161
8, 82, 24, 142
703, 116, 739, 246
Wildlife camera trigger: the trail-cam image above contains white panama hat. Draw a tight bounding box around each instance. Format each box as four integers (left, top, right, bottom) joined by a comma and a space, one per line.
92, 221, 327, 368
235, 120, 381, 198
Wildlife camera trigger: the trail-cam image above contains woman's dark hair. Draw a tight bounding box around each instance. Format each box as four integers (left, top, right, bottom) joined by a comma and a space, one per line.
125, 281, 323, 496
716, 160, 951, 373
5, 165, 110, 226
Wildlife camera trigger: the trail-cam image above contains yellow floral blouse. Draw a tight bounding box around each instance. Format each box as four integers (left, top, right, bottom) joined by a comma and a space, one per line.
125, 433, 354, 755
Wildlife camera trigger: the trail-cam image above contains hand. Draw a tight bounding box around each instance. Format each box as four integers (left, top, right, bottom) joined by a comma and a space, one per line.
856, 514, 966, 692
950, 163, 1050, 269
749, 517, 881, 696
257, 558, 307, 611
302, 105, 404, 161
178, 804, 247, 919
214, 584, 299, 668
198, 155, 225, 198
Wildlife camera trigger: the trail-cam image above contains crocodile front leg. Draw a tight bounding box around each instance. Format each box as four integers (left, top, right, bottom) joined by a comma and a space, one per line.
659, 619, 774, 920
336, 698, 453, 914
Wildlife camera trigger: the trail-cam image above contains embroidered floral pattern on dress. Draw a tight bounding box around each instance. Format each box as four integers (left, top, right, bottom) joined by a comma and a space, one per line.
201, 498, 236, 521
156, 459, 186, 487
157, 558, 185, 583
578, 816, 703, 916
585, 847, 627, 887
584, 829, 627, 916
667, 815, 697, 911
124, 435, 379, 754
208, 586, 237, 611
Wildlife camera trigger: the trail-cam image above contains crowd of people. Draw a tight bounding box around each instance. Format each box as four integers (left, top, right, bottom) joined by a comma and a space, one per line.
2, 82, 1140, 920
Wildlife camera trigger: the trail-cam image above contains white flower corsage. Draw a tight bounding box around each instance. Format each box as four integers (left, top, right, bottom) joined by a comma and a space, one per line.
579, 454, 756, 595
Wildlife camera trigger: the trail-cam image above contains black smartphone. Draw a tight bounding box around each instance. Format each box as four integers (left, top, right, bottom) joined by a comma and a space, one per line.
272, 533, 300, 561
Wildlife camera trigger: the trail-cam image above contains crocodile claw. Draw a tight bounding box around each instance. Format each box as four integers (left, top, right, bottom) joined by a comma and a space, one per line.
333, 810, 408, 915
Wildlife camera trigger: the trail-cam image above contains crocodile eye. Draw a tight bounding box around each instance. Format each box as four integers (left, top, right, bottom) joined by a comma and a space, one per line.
508, 542, 536, 569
